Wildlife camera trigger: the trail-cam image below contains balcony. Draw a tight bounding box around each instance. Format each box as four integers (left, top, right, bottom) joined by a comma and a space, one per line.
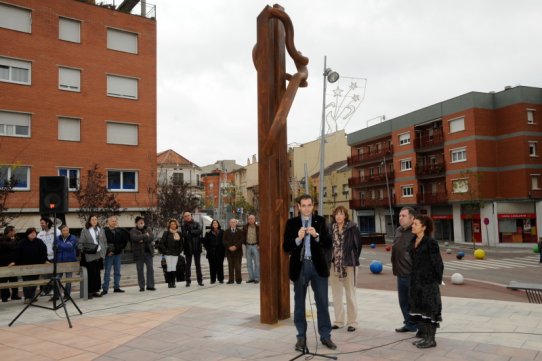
415, 163, 445, 178
350, 195, 395, 209
529, 189, 542, 199
347, 145, 393, 167
348, 171, 395, 188
414, 131, 444, 151
417, 191, 448, 205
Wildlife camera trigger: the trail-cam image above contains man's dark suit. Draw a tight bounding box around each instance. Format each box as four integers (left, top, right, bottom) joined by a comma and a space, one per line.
283, 214, 332, 341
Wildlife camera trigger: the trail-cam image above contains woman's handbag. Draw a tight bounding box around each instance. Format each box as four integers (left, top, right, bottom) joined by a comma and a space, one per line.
83, 243, 99, 254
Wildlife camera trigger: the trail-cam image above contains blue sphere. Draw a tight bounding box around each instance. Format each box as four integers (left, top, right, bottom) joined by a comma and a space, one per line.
456, 251, 465, 260
369, 260, 383, 274
370, 243, 376, 249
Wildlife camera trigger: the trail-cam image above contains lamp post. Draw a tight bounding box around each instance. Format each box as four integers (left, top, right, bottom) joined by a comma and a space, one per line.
382, 156, 395, 234
318, 56, 339, 216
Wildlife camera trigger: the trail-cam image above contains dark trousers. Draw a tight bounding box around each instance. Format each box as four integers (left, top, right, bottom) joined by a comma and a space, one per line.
397, 275, 417, 331
22, 275, 39, 300
0, 276, 19, 301
208, 255, 225, 283
136, 253, 154, 289
226, 251, 242, 283
185, 252, 202, 284
86, 259, 102, 294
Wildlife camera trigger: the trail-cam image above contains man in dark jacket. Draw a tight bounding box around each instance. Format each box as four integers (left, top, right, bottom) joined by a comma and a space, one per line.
391, 206, 418, 333
0, 226, 21, 302
283, 194, 336, 352
181, 211, 203, 287
130, 216, 155, 292
223, 218, 244, 284
101, 215, 129, 295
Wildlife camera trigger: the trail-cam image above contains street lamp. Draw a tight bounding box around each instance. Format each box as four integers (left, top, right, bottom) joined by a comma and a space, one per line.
318, 56, 339, 216
382, 156, 395, 234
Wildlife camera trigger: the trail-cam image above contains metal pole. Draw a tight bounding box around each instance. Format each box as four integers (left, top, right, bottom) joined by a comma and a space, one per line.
318, 56, 327, 216
383, 156, 395, 234
304, 163, 309, 194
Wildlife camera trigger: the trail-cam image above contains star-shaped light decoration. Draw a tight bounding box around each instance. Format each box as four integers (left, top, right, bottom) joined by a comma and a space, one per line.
333, 86, 343, 97
349, 82, 358, 90
352, 94, 360, 102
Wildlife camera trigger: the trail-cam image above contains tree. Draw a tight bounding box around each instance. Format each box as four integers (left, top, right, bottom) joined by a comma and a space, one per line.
74, 164, 122, 226
0, 175, 18, 228
144, 178, 199, 233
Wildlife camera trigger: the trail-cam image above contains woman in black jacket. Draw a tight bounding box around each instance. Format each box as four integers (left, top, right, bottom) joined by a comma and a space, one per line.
159, 219, 183, 288
203, 219, 225, 284
9, 228, 48, 303
328, 206, 362, 332
409, 215, 444, 349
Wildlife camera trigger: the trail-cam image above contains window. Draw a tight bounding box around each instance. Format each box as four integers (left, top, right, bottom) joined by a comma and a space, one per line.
0, 3, 31, 33
379, 189, 384, 199
451, 147, 467, 163
449, 117, 465, 133
0, 56, 31, 85
401, 185, 414, 198
107, 75, 138, 99
527, 109, 535, 124
400, 159, 412, 171
529, 141, 538, 157
370, 189, 376, 199
0, 111, 30, 137
107, 122, 138, 145
107, 170, 137, 191
59, 17, 80, 43
107, 28, 138, 54
58, 117, 80, 141
332, 185, 337, 196
172, 173, 184, 184
58, 67, 80, 91
0, 165, 30, 190
452, 179, 469, 193
531, 175, 540, 190
58, 168, 80, 191
399, 132, 410, 145
369, 167, 374, 176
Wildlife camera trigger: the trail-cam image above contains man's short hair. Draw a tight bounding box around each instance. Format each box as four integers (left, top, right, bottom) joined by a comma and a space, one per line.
297, 194, 313, 205
135, 216, 144, 223
400, 206, 416, 217
59, 224, 69, 231
4, 225, 15, 235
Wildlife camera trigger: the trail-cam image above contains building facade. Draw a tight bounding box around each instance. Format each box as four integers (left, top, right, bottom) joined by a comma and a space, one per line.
0, 0, 157, 229
348, 86, 542, 246
157, 149, 202, 204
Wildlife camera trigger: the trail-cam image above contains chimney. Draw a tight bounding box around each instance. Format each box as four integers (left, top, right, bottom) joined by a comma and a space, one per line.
252, 154, 257, 163
247, 158, 251, 165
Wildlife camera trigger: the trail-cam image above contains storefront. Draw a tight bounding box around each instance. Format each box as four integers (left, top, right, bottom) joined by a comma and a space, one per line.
498, 213, 537, 244
461, 213, 481, 243
431, 215, 454, 241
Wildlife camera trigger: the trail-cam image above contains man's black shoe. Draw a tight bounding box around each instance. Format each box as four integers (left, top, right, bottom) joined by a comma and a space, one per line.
295, 337, 306, 352
247, 280, 255, 283
146, 287, 156, 291
114, 288, 125, 293
227, 281, 234, 284
395, 326, 413, 332
139, 288, 145, 292
11, 295, 21, 300
186, 282, 191, 287
331, 325, 340, 330
321, 338, 337, 350
100, 290, 108, 296
254, 280, 259, 284
347, 326, 356, 332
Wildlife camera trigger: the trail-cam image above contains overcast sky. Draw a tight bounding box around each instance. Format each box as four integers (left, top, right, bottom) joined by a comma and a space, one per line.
154, 0, 542, 167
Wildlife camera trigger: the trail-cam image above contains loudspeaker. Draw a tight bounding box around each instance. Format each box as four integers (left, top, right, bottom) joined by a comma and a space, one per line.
39, 176, 68, 214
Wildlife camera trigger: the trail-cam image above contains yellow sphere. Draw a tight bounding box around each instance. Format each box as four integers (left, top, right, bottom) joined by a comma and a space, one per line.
474, 249, 486, 259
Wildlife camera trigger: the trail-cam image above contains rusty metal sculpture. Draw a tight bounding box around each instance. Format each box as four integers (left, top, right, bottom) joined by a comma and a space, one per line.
253, 4, 308, 324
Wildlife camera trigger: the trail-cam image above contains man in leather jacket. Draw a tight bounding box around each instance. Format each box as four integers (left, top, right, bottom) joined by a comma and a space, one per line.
181, 211, 203, 287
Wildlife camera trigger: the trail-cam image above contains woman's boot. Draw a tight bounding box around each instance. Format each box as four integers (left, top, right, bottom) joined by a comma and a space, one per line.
412, 323, 426, 345
165, 272, 172, 288
170, 272, 176, 288
416, 323, 437, 348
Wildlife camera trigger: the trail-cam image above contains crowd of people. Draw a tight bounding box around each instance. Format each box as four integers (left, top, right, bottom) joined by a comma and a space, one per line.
1, 198, 443, 351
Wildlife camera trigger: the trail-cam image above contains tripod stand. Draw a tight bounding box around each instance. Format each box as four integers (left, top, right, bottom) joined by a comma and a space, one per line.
290, 344, 337, 361
9, 213, 82, 328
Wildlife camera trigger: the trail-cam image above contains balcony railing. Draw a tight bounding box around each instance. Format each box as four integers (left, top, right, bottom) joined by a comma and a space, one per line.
347, 145, 393, 167
415, 163, 445, 178
350, 195, 395, 209
417, 191, 448, 205
414, 131, 444, 151
348, 171, 395, 188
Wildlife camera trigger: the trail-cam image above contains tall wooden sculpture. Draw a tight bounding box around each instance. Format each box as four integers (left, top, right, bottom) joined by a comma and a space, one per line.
253, 4, 308, 324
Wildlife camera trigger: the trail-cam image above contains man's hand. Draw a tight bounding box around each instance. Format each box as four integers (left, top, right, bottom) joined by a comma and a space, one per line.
306, 226, 318, 238
297, 227, 306, 240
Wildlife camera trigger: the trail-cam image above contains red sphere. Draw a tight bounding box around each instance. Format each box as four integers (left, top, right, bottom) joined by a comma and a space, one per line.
385, 245, 391, 252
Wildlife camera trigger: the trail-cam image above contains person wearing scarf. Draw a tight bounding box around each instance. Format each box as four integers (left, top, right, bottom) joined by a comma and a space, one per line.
159, 219, 183, 288
329, 206, 362, 332
78, 215, 107, 299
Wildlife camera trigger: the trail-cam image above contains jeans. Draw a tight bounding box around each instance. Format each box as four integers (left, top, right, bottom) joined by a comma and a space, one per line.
397, 275, 417, 331
136, 253, 154, 289
246, 244, 260, 281
103, 254, 122, 291
293, 259, 332, 340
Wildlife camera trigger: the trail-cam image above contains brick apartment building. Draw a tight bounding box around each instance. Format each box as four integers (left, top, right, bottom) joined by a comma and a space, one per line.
347, 86, 542, 247
0, 0, 157, 229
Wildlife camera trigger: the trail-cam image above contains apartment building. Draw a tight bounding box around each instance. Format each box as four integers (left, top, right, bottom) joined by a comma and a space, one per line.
347, 86, 542, 246
0, 0, 157, 228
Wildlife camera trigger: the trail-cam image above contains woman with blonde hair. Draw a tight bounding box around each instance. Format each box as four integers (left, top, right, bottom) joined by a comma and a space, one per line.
329, 206, 362, 332
159, 219, 183, 288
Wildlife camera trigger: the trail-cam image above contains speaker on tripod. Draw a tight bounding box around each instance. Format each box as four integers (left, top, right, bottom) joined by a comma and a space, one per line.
39, 176, 69, 214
